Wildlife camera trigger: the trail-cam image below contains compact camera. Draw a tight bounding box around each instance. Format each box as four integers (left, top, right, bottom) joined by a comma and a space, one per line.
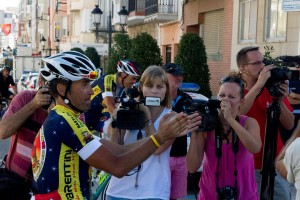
217, 186, 237, 200
113, 88, 160, 130
184, 99, 220, 132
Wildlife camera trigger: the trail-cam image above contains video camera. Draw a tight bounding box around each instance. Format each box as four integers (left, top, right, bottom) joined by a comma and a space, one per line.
264, 57, 300, 97
184, 98, 220, 132
113, 87, 161, 130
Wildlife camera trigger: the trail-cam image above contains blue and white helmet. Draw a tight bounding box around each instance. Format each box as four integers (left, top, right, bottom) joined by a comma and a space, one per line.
40, 51, 101, 81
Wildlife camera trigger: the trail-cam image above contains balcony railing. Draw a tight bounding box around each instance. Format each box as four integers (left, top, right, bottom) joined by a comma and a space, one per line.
145, 0, 176, 16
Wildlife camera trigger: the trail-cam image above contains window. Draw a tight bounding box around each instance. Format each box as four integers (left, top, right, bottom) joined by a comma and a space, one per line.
239, 0, 257, 43
165, 46, 171, 64
264, 0, 287, 41
203, 10, 224, 59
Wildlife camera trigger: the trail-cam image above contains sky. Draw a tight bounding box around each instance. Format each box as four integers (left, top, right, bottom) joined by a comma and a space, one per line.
0, 0, 20, 10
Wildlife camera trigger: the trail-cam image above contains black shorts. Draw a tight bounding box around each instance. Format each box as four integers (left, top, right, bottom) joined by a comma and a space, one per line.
1, 90, 14, 100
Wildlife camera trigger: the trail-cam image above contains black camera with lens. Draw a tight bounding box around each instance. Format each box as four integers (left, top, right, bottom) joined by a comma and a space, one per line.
113, 88, 161, 130
217, 186, 237, 200
264, 57, 300, 97
184, 99, 220, 132
265, 67, 295, 97
39, 86, 53, 109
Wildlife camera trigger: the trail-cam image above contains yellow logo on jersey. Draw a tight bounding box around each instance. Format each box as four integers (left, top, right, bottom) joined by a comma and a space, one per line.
91, 85, 101, 100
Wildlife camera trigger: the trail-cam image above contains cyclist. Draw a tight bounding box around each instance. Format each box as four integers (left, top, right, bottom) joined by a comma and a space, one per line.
0, 66, 17, 111
84, 60, 141, 134
31, 51, 198, 200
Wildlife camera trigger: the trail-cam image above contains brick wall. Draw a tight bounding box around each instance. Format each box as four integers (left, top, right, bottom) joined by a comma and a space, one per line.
208, 0, 233, 96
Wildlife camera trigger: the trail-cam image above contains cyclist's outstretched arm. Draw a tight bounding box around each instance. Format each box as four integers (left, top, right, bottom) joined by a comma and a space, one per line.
0, 89, 52, 139
85, 112, 192, 178
103, 96, 116, 116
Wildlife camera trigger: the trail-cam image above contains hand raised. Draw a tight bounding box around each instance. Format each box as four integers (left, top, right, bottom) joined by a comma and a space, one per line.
156, 112, 190, 143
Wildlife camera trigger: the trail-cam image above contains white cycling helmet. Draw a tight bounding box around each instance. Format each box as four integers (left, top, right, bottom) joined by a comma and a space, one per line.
117, 60, 141, 77
40, 51, 101, 81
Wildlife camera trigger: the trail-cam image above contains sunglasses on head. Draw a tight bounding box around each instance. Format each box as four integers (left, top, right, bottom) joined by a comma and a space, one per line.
219, 76, 245, 88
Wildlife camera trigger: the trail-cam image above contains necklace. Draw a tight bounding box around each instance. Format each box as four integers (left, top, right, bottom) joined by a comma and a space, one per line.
221, 128, 232, 144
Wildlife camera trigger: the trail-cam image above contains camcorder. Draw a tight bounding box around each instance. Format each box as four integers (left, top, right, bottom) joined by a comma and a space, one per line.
184, 99, 220, 132
264, 57, 300, 97
113, 87, 161, 130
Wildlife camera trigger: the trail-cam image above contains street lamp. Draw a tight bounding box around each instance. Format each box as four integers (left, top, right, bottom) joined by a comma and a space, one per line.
91, 5, 129, 54
40, 35, 61, 56
118, 6, 129, 32
91, 5, 103, 43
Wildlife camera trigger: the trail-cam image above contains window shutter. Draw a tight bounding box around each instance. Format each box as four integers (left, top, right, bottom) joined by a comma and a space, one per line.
203, 10, 224, 55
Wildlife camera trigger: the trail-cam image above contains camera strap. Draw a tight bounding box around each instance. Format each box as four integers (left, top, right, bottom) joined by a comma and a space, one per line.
215, 119, 239, 199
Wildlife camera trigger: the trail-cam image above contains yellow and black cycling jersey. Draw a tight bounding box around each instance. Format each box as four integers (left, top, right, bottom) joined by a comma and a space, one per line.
32, 105, 101, 200
84, 74, 125, 132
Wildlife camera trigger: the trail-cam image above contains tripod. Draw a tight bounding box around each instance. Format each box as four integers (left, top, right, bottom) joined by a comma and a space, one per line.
260, 98, 281, 200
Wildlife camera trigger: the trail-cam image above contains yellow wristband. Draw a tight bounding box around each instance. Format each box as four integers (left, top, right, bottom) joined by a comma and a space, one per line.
150, 135, 161, 148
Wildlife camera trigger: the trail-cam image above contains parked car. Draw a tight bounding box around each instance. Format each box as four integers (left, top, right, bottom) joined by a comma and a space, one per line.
23, 71, 39, 90
17, 71, 31, 92
27, 76, 39, 91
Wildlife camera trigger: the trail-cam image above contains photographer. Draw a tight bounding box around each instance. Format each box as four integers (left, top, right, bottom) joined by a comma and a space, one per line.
186, 73, 261, 200
237, 46, 294, 199
0, 73, 52, 199
106, 66, 201, 200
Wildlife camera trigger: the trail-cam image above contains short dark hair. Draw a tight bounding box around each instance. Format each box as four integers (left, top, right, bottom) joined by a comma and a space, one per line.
48, 78, 69, 98
236, 46, 259, 67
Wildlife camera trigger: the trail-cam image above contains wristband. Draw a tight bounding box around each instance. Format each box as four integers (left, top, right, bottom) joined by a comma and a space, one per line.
150, 135, 161, 148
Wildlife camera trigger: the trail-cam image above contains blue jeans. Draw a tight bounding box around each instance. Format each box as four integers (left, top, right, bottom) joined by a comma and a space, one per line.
106, 195, 163, 200
255, 169, 295, 200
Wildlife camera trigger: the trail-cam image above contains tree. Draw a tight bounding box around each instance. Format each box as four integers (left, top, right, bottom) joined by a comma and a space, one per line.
107, 33, 131, 74
70, 47, 85, 55
85, 47, 100, 69
175, 33, 212, 97
129, 32, 162, 72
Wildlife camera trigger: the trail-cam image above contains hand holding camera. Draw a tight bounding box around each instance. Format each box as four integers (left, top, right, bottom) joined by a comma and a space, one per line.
220, 99, 232, 121
34, 86, 52, 110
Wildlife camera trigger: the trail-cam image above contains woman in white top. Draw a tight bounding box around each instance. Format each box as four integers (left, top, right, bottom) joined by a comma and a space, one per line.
106, 65, 200, 200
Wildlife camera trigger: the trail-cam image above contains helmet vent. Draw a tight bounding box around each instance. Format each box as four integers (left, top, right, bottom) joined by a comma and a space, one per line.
60, 64, 78, 74
46, 63, 60, 74
62, 57, 82, 68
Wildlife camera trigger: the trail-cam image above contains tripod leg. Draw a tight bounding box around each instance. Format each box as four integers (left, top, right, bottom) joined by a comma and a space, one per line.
260, 101, 281, 200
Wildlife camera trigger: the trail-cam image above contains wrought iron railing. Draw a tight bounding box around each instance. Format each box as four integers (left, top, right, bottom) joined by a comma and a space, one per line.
145, 0, 176, 16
